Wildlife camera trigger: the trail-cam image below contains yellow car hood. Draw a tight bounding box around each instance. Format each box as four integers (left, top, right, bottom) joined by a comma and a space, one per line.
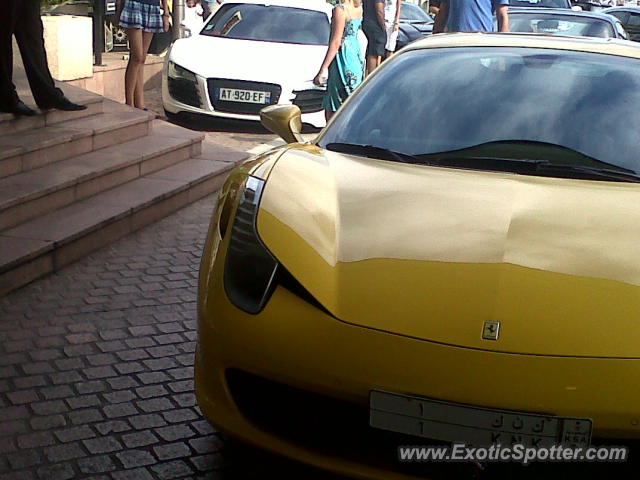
257, 147, 640, 358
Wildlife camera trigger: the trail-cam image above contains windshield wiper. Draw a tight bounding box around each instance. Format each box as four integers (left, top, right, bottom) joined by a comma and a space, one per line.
431, 156, 640, 183
419, 140, 638, 175
534, 164, 640, 183
325, 143, 428, 165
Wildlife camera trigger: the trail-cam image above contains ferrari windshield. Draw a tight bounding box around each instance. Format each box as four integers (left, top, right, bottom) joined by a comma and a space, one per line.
318, 47, 640, 173
200, 4, 330, 45
509, 14, 615, 37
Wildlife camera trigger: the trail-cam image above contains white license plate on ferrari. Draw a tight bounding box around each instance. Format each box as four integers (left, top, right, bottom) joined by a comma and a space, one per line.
370, 390, 592, 448
218, 88, 271, 104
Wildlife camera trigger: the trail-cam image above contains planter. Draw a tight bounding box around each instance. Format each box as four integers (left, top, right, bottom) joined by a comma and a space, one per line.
42, 14, 93, 81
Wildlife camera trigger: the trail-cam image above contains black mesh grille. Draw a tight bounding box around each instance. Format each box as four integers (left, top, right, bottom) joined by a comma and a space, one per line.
168, 77, 201, 108
292, 89, 324, 113
225, 370, 639, 479
207, 78, 281, 114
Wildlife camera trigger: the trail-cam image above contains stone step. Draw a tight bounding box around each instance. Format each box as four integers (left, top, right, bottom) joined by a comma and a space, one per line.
0, 100, 154, 179
0, 82, 104, 136
0, 120, 204, 231
0, 151, 244, 295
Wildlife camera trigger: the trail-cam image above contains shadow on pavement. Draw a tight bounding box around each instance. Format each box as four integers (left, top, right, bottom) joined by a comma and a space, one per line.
165, 111, 322, 136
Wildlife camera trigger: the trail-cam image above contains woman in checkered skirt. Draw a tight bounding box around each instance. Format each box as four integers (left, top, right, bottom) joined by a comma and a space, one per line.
116, 0, 170, 109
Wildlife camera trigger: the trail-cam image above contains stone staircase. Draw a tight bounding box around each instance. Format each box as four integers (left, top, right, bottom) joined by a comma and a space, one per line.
0, 83, 246, 295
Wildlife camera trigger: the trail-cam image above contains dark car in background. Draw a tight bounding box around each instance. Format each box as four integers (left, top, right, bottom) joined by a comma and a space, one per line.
509, 7, 629, 38
395, 2, 434, 51
602, 6, 640, 41
509, 0, 572, 8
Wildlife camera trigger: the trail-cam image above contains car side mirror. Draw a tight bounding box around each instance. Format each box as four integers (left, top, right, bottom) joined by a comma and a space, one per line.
571, 5, 583, 10
260, 105, 304, 144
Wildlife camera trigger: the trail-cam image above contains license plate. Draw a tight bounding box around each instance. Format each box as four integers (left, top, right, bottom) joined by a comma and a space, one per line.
370, 390, 592, 448
217, 87, 271, 104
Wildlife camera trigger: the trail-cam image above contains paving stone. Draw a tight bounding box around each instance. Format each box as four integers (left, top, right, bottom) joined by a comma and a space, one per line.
0, 471, 37, 480
49, 371, 83, 385
190, 453, 224, 472
121, 430, 159, 448
135, 385, 169, 399
162, 408, 199, 424
77, 455, 116, 474
128, 413, 167, 430
66, 394, 102, 409
53, 358, 85, 371
111, 467, 155, 480
31, 400, 68, 416
54, 425, 96, 443
106, 376, 140, 390
30, 414, 66, 430
82, 436, 123, 454
115, 449, 156, 469
40, 385, 74, 400
102, 390, 137, 404
95, 420, 131, 435
6, 389, 40, 405
68, 409, 104, 425
44, 442, 86, 462
8, 449, 43, 469
0, 437, 16, 454
0, 419, 28, 436
136, 397, 174, 413
136, 372, 170, 385
151, 460, 194, 479
155, 424, 196, 442
83, 366, 118, 379
17, 431, 56, 449
113, 362, 146, 375
74, 380, 107, 395
103, 403, 138, 419
36, 462, 75, 480
12, 375, 47, 389
153, 441, 192, 461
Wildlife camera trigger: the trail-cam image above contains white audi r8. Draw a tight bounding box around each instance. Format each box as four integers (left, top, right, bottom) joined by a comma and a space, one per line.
162, 0, 332, 128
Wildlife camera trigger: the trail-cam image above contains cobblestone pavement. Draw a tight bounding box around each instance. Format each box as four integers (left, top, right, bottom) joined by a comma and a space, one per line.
0, 194, 335, 480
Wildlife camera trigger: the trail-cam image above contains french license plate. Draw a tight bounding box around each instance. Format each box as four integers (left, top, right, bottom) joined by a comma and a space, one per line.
217, 87, 271, 104
370, 390, 592, 448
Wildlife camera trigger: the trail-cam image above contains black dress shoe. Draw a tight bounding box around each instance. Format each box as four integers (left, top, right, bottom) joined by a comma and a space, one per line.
0, 101, 37, 116
39, 96, 87, 112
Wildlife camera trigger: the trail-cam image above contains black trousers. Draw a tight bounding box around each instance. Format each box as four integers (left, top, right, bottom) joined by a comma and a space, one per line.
0, 0, 63, 108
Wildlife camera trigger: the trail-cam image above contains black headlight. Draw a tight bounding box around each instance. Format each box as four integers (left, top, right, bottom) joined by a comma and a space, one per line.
167, 61, 201, 108
223, 176, 278, 314
168, 61, 197, 82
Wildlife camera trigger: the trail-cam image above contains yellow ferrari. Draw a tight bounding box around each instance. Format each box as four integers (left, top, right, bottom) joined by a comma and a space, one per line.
196, 34, 640, 479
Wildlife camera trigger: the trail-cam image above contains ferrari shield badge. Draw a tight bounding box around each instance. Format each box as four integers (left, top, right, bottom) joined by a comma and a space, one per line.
482, 321, 500, 341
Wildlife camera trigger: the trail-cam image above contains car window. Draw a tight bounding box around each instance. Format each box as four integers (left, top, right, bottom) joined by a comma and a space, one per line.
628, 12, 640, 26
200, 4, 330, 45
400, 3, 432, 22
607, 11, 629, 23
509, 14, 615, 37
318, 48, 640, 173
509, 0, 571, 8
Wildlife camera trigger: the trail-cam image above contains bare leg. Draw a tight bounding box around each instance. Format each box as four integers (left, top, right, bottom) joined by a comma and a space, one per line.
366, 55, 381, 76
325, 109, 334, 122
124, 28, 143, 107
133, 31, 155, 109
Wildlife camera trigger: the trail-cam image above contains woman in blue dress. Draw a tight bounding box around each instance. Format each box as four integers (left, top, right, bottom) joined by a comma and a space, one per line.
314, 0, 365, 121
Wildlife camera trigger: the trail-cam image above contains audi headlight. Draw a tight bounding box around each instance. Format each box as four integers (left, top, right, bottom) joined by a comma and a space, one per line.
223, 176, 278, 314
168, 61, 197, 82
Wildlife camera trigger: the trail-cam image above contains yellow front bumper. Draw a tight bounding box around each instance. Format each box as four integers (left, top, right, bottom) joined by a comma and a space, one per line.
196, 275, 640, 480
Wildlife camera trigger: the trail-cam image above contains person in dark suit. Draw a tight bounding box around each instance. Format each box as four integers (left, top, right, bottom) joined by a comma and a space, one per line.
0, 0, 87, 116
